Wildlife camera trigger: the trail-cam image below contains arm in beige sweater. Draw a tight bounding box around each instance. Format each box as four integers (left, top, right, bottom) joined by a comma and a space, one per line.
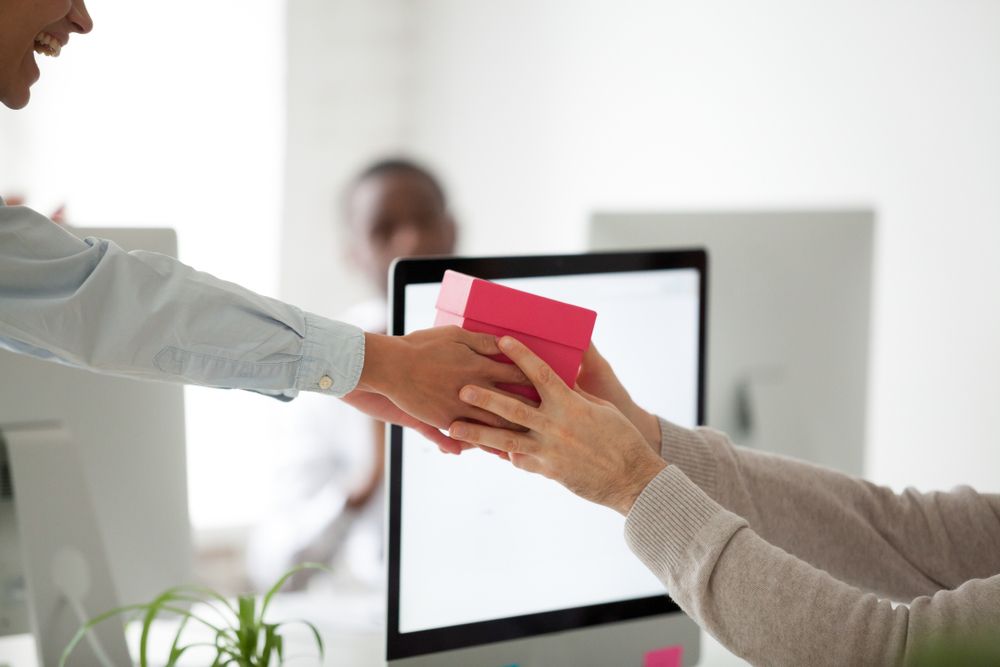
656, 418, 1000, 601
624, 465, 1000, 666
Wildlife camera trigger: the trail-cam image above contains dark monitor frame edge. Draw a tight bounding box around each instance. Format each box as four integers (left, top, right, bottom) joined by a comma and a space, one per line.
386, 249, 708, 661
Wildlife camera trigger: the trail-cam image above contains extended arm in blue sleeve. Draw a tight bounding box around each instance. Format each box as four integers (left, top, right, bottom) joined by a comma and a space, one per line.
0, 203, 364, 398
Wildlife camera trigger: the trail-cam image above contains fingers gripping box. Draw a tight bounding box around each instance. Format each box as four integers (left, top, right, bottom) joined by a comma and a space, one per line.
434, 270, 597, 401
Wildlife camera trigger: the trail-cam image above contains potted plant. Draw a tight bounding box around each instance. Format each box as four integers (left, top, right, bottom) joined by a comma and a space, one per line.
60, 563, 326, 667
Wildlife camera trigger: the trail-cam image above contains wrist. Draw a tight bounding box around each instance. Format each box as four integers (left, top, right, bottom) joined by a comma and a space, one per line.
625, 404, 662, 453
357, 332, 399, 393
615, 455, 667, 516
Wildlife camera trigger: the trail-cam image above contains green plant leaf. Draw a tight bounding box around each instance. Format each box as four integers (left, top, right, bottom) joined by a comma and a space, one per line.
165, 614, 191, 666
273, 619, 325, 661
259, 563, 329, 625
139, 586, 212, 666
140, 596, 232, 667
62, 564, 331, 667
175, 584, 240, 617
237, 595, 258, 659
166, 589, 239, 627
165, 641, 223, 667
59, 603, 148, 667
260, 623, 276, 666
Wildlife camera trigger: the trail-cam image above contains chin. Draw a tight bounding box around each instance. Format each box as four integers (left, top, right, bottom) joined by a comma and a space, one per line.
0, 83, 31, 110
1, 95, 29, 110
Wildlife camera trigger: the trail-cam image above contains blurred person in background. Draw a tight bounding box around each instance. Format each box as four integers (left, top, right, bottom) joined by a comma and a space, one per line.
248, 158, 457, 590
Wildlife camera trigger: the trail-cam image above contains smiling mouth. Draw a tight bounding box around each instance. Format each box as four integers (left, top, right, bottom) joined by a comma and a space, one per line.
34, 32, 62, 57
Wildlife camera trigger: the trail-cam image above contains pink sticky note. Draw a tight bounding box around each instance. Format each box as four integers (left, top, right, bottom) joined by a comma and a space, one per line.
644, 645, 683, 667
435, 270, 597, 401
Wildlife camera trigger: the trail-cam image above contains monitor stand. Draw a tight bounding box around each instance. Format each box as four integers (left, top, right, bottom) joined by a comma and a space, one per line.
2, 423, 132, 666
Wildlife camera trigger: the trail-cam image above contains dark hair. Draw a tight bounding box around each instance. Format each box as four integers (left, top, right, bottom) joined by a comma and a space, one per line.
351, 157, 448, 209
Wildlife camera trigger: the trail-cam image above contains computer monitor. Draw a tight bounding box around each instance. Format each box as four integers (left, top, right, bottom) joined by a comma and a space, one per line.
387, 251, 706, 666
590, 211, 873, 476
0, 227, 191, 662
1, 424, 133, 666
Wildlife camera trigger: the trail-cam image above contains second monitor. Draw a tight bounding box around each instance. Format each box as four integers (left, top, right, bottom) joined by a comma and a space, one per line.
590, 210, 874, 476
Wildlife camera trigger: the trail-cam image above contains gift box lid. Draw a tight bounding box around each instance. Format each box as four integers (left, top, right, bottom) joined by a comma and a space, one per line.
436, 270, 597, 350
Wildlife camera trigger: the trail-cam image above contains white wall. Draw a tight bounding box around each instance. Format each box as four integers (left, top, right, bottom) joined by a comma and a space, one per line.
281, 0, 414, 316
0, 0, 288, 530
286, 0, 1000, 493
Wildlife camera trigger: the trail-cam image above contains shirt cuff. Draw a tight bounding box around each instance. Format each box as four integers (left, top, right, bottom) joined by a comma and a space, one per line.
624, 465, 742, 579
294, 312, 365, 397
658, 417, 717, 499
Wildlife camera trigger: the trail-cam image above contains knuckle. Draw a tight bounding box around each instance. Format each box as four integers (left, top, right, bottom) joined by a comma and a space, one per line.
512, 403, 531, 424
536, 364, 554, 385
505, 437, 522, 454
495, 363, 518, 379
460, 424, 479, 441
505, 366, 527, 383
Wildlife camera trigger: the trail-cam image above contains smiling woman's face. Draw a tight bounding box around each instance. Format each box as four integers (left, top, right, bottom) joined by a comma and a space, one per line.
0, 0, 93, 109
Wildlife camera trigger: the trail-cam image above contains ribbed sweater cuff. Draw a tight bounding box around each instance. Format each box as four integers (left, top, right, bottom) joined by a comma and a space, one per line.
658, 417, 717, 498
624, 465, 726, 574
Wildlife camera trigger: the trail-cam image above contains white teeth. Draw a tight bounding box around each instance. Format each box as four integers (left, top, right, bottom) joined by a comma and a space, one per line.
33, 32, 61, 58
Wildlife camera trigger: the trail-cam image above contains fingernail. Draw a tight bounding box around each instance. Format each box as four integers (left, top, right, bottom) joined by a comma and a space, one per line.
450, 423, 468, 438
498, 337, 514, 352
460, 386, 479, 402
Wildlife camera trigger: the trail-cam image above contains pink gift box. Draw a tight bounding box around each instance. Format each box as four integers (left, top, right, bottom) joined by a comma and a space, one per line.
435, 270, 597, 401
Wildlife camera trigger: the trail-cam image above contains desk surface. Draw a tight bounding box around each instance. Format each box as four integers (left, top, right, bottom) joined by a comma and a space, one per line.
0, 590, 748, 666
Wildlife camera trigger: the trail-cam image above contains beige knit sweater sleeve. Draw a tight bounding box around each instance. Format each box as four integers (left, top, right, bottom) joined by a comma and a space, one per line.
623, 419, 1000, 666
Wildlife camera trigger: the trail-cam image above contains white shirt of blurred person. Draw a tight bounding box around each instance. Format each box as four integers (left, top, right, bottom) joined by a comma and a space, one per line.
248, 160, 457, 590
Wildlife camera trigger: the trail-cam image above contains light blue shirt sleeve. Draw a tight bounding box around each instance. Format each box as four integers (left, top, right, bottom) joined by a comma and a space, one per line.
0, 200, 366, 399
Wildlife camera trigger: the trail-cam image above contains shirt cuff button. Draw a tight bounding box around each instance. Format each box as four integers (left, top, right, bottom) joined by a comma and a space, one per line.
318, 375, 333, 390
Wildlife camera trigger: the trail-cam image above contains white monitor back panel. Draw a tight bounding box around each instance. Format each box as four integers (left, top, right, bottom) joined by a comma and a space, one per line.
0, 227, 192, 606
4, 424, 133, 666
590, 211, 873, 475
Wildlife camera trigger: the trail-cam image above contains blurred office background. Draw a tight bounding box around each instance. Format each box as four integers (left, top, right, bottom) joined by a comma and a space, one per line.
2, 0, 999, 591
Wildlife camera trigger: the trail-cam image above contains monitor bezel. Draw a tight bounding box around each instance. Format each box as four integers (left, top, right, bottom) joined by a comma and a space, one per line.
386, 250, 708, 660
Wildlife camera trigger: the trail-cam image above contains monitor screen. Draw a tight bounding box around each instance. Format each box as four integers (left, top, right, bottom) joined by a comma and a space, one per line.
388, 251, 706, 659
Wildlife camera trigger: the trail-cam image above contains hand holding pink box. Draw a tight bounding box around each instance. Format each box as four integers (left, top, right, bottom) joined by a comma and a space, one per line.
434, 270, 597, 401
